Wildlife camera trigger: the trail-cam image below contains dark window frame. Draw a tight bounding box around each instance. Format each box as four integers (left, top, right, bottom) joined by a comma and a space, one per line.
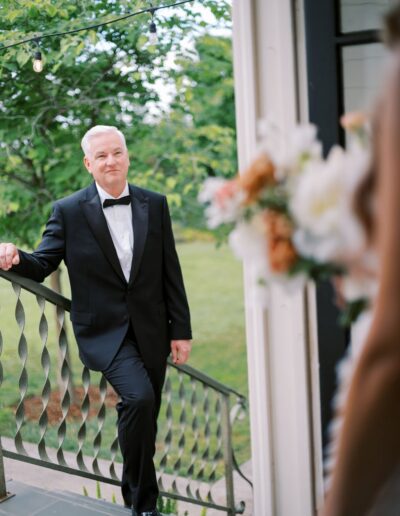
303, 0, 381, 449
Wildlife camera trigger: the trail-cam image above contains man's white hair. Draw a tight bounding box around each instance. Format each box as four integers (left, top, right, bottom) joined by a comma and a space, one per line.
81, 125, 127, 156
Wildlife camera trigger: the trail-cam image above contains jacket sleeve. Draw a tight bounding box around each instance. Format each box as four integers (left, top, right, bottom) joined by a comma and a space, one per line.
12, 202, 65, 283
162, 196, 192, 340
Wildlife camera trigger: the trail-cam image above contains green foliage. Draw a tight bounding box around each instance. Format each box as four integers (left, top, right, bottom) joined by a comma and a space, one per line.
257, 186, 290, 215
157, 495, 178, 514
288, 256, 344, 282
82, 486, 88, 497
339, 297, 369, 328
111, 492, 117, 504
166, 497, 178, 513
96, 480, 102, 499
0, 0, 235, 246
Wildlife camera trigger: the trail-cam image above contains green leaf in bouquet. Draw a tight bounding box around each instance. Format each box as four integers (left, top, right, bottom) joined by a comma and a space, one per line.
289, 256, 344, 282
338, 298, 369, 328
258, 186, 289, 214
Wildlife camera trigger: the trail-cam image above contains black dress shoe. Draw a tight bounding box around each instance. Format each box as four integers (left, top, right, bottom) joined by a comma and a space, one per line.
132, 510, 162, 516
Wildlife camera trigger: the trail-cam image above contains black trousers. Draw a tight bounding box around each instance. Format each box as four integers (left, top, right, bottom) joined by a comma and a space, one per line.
102, 328, 167, 512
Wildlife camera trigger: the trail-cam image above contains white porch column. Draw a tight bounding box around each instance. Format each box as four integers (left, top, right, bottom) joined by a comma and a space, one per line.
231, 1, 323, 514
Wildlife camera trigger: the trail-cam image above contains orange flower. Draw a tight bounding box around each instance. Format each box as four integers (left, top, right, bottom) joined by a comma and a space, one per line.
269, 240, 298, 273
239, 153, 276, 204
264, 210, 298, 273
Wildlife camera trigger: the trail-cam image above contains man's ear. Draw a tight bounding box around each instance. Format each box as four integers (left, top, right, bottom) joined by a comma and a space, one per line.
83, 156, 92, 174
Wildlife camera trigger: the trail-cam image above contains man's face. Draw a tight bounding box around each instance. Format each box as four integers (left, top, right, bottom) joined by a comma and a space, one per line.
83, 132, 130, 195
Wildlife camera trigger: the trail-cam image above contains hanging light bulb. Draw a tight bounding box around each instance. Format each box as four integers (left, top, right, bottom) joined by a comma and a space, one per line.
32, 39, 43, 73
149, 20, 158, 44
149, 8, 158, 44
33, 50, 43, 73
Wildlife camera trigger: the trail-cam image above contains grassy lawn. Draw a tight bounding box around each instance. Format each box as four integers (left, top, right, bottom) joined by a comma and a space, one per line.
0, 241, 249, 476
179, 241, 247, 394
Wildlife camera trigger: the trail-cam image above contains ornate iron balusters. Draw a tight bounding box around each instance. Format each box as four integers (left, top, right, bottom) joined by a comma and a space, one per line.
77, 366, 91, 472
36, 295, 51, 462
13, 283, 28, 456
0, 271, 249, 514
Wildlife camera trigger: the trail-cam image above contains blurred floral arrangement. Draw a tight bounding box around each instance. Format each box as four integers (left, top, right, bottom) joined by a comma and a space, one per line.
199, 113, 377, 325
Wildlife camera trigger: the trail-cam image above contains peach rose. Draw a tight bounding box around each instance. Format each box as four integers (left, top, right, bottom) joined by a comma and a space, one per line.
215, 178, 239, 207
268, 239, 298, 273
340, 111, 367, 132
239, 153, 276, 204
264, 210, 298, 273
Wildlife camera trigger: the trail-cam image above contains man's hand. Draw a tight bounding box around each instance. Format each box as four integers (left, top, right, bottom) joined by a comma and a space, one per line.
171, 339, 192, 365
0, 243, 19, 271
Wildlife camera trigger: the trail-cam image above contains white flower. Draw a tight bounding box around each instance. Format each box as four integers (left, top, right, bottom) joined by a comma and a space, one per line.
342, 252, 378, 302
342, 275, 378, 302
277, 124, 322, 180
198, 177, 227, 204
228, 216, 270, 306
228, 214, 267, 262
290, 144, 369, 263
198, 177, 245, 229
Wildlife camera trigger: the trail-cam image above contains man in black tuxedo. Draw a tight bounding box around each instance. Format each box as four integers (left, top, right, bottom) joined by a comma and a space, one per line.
0, 125, 192, 516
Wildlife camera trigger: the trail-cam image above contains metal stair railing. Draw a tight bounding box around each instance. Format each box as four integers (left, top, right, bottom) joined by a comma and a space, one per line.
0, 270, 250, 514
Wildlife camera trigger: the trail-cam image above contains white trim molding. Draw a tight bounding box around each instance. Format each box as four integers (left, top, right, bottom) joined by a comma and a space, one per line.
231, 1, 275, 514
232, 0, 323, 514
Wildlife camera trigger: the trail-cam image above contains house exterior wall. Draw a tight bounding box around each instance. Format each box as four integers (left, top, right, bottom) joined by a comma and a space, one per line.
231, 1, 323, 514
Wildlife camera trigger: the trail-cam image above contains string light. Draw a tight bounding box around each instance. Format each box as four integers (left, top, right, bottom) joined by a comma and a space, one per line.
149, 5, 158, 45
32, 50, 43, 72
32, 40, 43, 73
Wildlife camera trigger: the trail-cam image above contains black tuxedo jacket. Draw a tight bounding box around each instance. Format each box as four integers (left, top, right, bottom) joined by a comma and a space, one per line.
13, 182, 192, 371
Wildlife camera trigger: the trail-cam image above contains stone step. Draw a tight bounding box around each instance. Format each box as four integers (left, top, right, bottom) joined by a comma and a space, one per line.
0, 480, 131, 515
52, 488, 130, 514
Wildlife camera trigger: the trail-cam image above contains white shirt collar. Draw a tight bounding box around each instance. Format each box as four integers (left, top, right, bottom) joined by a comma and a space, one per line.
95, 182, 129, 204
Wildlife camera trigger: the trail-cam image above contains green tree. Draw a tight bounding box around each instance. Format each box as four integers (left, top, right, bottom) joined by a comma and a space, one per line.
0, 0, 158, 244
128, 33, 237, 229
0, 0, 233, 240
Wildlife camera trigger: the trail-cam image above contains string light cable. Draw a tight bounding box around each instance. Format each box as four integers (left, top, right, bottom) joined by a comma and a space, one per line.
0, 0, 195, 52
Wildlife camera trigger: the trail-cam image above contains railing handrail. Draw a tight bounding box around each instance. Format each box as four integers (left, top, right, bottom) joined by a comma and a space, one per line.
0, 269, 246, 399
0, 270, 71, 311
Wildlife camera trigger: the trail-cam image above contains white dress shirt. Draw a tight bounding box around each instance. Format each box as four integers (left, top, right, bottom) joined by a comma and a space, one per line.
96, 182, 134, 282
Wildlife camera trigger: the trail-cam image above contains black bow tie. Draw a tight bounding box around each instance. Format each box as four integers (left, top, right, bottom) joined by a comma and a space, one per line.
103, 195, 131, 208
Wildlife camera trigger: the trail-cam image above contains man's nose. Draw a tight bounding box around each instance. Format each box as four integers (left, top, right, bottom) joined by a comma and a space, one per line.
105, 153, 116, 166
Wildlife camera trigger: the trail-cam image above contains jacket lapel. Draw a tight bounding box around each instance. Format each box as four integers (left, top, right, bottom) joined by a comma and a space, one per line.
80, 182, 126, 284
128, 184, 149, 286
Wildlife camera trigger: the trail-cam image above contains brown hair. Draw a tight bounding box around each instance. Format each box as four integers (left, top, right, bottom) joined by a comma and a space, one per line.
383, 3, 400, 49
353, 3, 400, 242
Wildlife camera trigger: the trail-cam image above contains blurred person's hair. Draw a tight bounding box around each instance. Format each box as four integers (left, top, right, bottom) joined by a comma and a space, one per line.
353, 2, 400, 242
383, 2, 400, 49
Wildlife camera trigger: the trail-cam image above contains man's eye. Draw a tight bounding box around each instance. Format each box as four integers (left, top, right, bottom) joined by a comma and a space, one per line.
115, 151, 122, 155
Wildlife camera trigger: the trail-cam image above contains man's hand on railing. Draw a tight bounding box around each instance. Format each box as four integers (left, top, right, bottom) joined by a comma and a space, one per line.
0, 243, 20, 271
